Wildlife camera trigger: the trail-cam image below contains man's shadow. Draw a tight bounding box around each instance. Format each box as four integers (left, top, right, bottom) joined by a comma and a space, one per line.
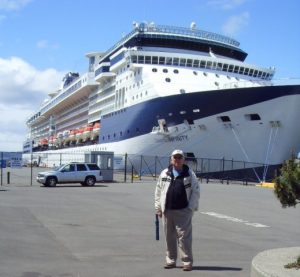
191, 265, 242, 271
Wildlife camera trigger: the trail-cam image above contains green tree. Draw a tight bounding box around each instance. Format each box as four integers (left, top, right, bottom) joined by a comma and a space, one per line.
274, 156, 300, 208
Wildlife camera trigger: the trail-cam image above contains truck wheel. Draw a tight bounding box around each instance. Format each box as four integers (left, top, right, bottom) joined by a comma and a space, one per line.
85, 176, 95, 186
46, 177, 57, 187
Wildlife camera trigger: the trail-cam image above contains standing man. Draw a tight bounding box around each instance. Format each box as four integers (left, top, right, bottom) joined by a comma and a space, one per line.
155, 150, 200, 271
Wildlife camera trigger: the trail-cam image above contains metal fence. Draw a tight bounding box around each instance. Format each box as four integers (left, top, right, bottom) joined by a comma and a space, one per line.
0, 152, 279, 187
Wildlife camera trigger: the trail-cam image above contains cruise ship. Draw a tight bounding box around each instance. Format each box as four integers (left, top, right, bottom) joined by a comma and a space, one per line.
24, 22, 300, 181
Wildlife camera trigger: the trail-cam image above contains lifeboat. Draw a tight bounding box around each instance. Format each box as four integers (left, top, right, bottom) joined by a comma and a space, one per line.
91, 122, 101, 141
39, 138, 48, 146
76, 127, 85, 144
82, 125, 93, 142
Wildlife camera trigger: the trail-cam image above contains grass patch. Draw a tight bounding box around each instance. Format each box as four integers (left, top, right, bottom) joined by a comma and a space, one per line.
284, 255, 300, 270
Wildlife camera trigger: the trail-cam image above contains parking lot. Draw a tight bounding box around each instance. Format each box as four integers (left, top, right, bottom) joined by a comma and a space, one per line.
0, 177, 299, 277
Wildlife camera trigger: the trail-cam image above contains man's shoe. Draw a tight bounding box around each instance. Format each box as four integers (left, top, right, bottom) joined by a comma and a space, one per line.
164, 263, 176, 269
182, 264, 192, 271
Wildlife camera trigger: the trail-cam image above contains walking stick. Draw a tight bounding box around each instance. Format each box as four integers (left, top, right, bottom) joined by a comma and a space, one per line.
155, 214, 159, 240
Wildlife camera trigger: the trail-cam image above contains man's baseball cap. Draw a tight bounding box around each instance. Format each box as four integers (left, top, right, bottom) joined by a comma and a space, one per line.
171, 149, 184, 157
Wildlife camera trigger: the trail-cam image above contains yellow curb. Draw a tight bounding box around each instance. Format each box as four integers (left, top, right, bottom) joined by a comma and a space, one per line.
256, 182, 275, 189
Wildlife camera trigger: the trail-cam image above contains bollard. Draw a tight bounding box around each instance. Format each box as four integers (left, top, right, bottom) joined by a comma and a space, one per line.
7, 171, 10, 184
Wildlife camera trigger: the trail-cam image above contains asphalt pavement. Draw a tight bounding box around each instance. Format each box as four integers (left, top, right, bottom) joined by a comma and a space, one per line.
0, 178, 299, 277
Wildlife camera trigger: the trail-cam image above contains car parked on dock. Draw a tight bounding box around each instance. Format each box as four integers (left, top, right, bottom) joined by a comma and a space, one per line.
37, 162, 103, 187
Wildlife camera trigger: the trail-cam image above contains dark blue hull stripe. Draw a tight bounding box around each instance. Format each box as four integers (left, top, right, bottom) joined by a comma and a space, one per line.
100, 85, 300, 143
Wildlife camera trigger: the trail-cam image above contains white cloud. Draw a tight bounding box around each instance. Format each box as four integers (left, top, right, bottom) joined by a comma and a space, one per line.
0, 56, 63, 151
0, 0, 33, 11
207, 0, 247, 10
222, 12, 249, 36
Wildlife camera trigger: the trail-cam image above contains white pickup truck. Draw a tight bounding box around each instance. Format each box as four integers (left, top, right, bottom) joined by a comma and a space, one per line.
37, 162, 103, 187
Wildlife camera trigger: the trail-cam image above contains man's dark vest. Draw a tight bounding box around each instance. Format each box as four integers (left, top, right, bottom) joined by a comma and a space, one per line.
165, 164, 190, 210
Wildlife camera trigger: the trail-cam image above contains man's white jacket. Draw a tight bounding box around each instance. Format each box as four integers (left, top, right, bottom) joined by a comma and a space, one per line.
155, 164, 200, 213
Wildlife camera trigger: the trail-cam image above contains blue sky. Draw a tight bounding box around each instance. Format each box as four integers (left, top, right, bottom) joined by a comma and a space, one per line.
0, 0, 299, 151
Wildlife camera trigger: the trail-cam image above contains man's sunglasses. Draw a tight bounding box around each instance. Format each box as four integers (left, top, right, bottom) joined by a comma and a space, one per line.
173, 156, 183, 160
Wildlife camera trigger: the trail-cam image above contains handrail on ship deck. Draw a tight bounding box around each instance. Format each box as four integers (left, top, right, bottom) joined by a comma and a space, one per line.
100, 23, 240, 65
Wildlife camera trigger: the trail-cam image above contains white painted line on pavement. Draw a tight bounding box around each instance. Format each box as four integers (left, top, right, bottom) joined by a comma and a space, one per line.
201, 211, 270, 228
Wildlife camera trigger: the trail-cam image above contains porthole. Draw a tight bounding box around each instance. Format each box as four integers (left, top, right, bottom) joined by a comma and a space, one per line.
215, 74, 220, 78
152, 68, 157, 72
214, 82, 219, 86
193, 109, 200, 113
180, 89, 186, 94
180, 111, 186, 115
163, 69, 168, 73
193, 71, 198, 75
203, 72, 208, 77
165, 78, 171, 82
227, 75, 231, 79
173, 69, 179, 74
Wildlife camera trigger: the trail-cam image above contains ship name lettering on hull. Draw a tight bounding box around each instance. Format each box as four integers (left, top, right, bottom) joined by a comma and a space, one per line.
168, 135, 188, 142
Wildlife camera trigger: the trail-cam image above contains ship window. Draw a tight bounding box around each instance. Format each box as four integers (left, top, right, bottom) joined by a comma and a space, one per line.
244, 68, 249, 75
180, 111, 186, 115
203, 72, 208, 77
228, 65, 234, 72
193, 60, 199, 67
245, 113, 261, 121
239, 67, 245, 74
166, 57, 172, 65
217, 63, 223, 70
173, 58, 179, 66
159, 57, 165, 65
165, 78, 171, 82
187, 59, 193, 67
152, 56, 158, 64
200, 60, 206, 68
249, 69, 254, 76
235, 77, 240, 81
227, 75, 231, 79
215, 74, 219, 78
145, 56, 151, 64
120, 131, 123, 136
173, 69, 179, 74
234, 66, 239, 73
206, 61, 212, 69
193, 71, 198, 75
193, 109, 200, 113
169, 113, 173, 116
253, 70, 258, 77
180, 89, 186, 94
138, 56, 144, 63
163, 68, 168, 73
214, 82, 219, 86
180, 58, 186, 66
131, 55, 137, 63
222, 64, 228, 71
218, 116, 231, 122
258, 71, 262, 77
